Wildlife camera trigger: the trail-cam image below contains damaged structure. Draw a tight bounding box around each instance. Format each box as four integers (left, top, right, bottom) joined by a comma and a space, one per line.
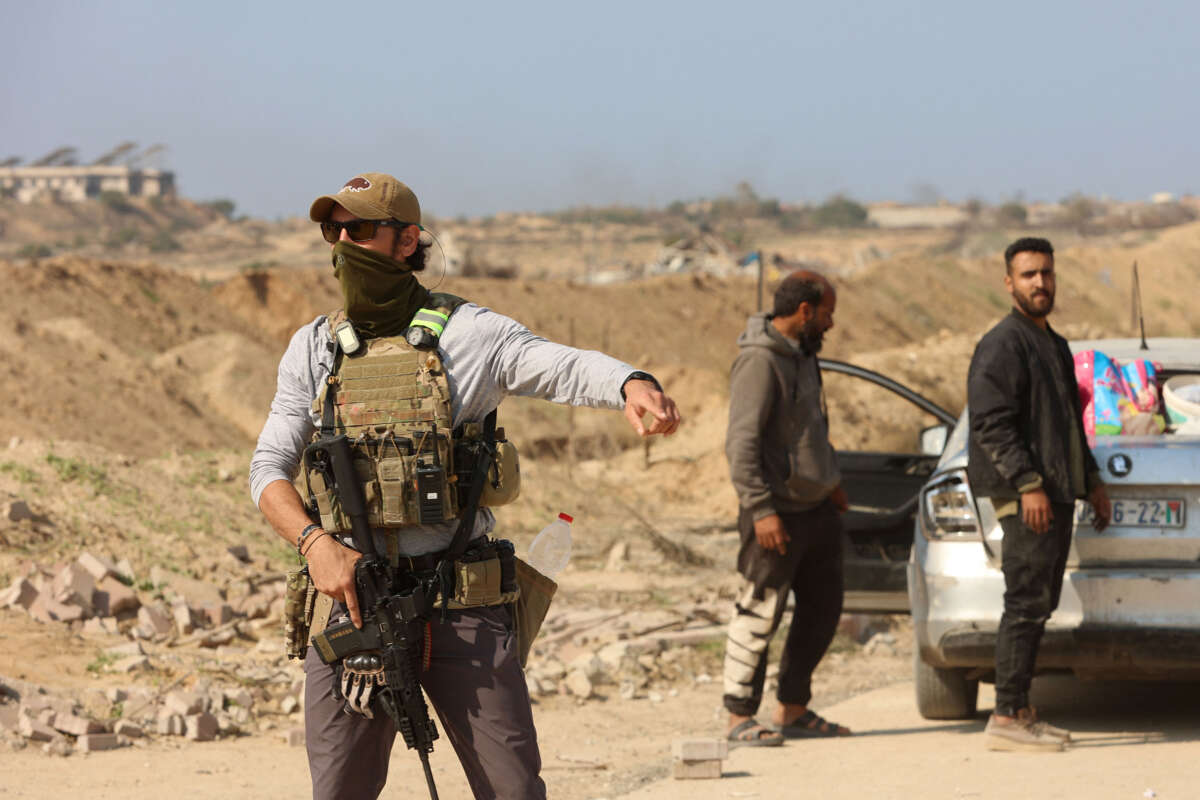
0, 143, 175, 203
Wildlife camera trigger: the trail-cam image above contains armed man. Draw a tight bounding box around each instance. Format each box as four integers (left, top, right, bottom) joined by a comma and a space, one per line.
249, 172, 680, 800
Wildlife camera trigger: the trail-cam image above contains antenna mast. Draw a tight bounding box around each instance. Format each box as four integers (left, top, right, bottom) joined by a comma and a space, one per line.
1131, 261, 1148, 351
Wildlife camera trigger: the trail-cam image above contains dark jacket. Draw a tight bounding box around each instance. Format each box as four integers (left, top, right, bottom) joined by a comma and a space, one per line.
967, 309, 1100, 504
726, 313, 840, 520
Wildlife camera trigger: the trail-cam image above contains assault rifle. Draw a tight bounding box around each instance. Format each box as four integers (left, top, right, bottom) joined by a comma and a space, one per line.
305, 434, 441, 800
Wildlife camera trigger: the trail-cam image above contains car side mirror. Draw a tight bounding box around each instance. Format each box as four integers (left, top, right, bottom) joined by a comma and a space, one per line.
919, 424, 950, 456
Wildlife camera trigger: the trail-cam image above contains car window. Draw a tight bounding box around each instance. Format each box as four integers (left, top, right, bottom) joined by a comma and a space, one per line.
823, 371, 951, 454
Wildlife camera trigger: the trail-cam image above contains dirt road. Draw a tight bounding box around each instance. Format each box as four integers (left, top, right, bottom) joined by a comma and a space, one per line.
3, 674, 1196, 799
625, 677, 1200, 800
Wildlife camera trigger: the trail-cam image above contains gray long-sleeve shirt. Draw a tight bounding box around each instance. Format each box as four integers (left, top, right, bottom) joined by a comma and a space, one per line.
250, 302, 638, 555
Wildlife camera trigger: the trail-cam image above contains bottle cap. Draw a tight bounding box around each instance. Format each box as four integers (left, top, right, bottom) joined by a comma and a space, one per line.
558, 512, 574, 523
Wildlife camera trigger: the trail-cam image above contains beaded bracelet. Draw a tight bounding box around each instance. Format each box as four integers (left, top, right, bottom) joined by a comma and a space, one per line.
296, 523, 322, 555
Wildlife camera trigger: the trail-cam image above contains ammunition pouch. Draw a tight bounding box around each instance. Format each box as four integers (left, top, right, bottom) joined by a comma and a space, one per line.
303, 430, 520, 536
284, 566, 317, 660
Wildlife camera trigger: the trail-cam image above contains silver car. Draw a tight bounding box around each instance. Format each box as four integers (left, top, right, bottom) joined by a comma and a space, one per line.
909, 338, 1200, 719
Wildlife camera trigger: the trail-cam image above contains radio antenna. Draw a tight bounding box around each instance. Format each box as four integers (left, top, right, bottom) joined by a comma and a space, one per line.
1131, 261, 1148, 351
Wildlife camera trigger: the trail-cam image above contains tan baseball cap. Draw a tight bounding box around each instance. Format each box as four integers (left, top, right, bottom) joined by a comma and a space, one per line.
308, 172, 421, 224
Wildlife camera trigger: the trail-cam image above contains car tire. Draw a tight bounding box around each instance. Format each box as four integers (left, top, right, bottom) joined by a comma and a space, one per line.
914, 650, 978, 720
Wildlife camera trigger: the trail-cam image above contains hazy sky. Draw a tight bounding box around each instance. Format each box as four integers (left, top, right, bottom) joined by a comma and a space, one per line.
5, 1, 1198, 220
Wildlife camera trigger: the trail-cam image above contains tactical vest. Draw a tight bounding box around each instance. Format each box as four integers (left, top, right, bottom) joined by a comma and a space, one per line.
301, 293, 520, 537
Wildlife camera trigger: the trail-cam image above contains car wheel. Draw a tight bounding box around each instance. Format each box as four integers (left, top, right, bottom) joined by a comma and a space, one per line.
914, 649, 978, 720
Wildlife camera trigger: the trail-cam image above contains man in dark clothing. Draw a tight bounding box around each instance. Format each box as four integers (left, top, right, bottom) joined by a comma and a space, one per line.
722, 270, 851, 747
967, 236, 1111, 752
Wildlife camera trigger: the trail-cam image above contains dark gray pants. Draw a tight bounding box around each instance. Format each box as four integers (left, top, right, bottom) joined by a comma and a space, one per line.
722, 501, 844, 716
994, 505, 1074, 717
304, 604, 545, 800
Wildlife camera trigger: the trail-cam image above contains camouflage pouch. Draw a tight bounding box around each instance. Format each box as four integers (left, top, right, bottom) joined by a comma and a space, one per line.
284, 566, 317, 660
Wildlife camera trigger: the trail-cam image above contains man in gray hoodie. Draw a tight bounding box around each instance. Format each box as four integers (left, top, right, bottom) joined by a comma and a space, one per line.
722, 270, 850, 747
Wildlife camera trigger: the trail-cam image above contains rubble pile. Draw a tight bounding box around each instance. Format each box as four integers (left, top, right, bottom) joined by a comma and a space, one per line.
0, 545, 306, 755
1, 541, 906, 758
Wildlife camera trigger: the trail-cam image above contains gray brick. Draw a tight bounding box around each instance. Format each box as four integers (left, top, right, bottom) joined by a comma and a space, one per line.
79, 732, 121, 752
673, 759, 722, 780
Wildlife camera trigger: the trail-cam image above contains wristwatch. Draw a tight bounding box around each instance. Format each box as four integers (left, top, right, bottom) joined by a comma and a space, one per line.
620, 371, 661, 401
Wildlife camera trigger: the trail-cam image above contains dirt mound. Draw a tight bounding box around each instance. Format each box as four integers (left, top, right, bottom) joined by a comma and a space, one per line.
0, 256, 275, 457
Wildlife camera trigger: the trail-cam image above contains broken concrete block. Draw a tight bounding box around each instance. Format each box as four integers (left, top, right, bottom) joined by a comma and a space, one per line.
78, 732, 121, 752
114, 558, 135, 583
27, 594, 55, 624
156, 711, 185, 736
672, 737, 728, 761
106, 688, 128, 704
52, 562, 96, 610
280, 696, 299, 715
568, 652, 607, 683
605, 540, 629, 570
673, 760, 722, 780
18, 711, 57, 742
172, 602, 196, 635
52, 712, 105, 736
238, 592, 273, 620
136, 603, 173, 637
1, 577, 38, 611
199, 628, 237, 648
149, 566, 223, 607
81, 617, 119, 638
119, 690, 156, 720
93, 576, 139, 617
564, 670, 593, 699
114, 719, 143, 738
185, 711, 218, 741
77, 552, 119, 582
284, 727, 305, 747
0, 702, 18, 733
202, 603, 234, 627
43, 738, 73, 757
30, 594, 86, 623
165, 691, 205, 716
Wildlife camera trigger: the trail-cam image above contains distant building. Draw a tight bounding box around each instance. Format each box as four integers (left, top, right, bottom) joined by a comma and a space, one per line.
0, 164, 175, 203
866, 202, 969, 229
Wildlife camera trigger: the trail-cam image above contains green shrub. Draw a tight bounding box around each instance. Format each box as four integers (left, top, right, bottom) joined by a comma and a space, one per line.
812, 195, 869, 228
105, 227, 140, 248
996, 202, 1028, 225
16, 243, 52, 258
148, 230, 181, 252
98, 191, 134, 214
203, 198, 237, 220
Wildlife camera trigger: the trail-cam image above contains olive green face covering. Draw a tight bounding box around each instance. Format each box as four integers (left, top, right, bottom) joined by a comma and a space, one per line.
331, 240, 430, 339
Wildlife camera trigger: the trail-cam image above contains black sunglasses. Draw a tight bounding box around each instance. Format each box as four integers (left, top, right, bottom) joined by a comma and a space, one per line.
319, 218, 415, 244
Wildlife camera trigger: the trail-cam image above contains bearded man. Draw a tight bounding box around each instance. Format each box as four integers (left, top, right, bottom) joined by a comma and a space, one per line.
722, 270, 852, 747
249, 173, 680, 798
967, 236, 1111, 751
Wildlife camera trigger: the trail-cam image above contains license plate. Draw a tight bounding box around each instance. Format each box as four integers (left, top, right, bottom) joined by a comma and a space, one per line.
1076, 498, 1186, 528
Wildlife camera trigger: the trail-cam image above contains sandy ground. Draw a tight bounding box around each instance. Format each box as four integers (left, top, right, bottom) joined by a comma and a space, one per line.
4, 673, 1198, 799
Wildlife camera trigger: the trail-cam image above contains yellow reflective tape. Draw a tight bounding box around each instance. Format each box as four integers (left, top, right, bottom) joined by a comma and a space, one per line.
411, 309, 450, 335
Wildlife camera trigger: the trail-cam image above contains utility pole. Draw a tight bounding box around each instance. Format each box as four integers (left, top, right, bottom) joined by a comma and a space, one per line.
755, 250, 764, 311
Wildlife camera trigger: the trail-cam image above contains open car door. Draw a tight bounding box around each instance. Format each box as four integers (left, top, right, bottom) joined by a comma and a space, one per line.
819, 359, 959, 613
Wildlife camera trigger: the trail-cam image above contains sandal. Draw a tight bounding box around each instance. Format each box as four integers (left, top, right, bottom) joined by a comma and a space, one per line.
727, 718, 785, 748
777, 709, 851, 738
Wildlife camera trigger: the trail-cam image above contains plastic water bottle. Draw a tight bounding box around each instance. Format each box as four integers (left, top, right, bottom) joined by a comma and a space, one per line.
527, 512, 573, 578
